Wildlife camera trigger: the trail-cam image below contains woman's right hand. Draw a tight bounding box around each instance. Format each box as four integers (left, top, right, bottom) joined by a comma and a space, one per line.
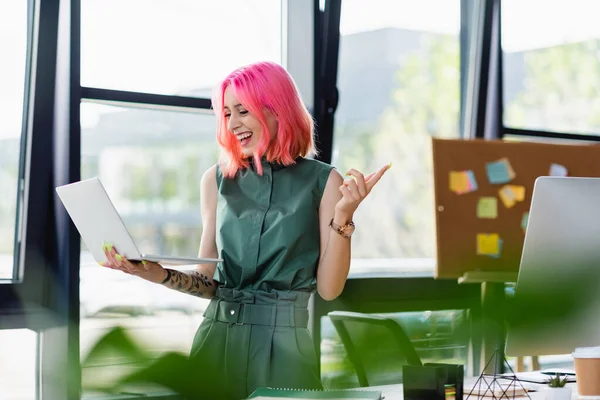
99, 242, 168, 284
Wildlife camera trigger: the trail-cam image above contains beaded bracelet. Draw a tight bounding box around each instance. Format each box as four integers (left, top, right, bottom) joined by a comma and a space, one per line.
160, 268, 172, 284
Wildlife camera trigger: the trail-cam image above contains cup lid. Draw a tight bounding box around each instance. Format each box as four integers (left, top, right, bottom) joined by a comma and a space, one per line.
573, 346, 600, 358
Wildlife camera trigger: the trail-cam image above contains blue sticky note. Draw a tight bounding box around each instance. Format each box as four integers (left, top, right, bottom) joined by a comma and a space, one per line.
488, 238, 503, 259
466, 170, 478, 191
521, 212, 529, 232
486, 158, 515, 184
549, 163, 568, 177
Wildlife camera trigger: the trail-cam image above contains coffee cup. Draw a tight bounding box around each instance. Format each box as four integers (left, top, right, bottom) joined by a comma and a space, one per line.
573, 346, 600, 398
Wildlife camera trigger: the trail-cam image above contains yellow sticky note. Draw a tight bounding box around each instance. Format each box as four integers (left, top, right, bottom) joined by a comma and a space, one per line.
449, 171, 469, 194
450, 170, 478, 195
477, 197, 498, 219
498, 185, 516, 208
508, 185, 526, 202
477, 233, 500, 256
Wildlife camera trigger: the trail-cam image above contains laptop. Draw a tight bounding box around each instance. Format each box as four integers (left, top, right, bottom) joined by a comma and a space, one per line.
505, 176, 600, 364
56, 177, 223, 266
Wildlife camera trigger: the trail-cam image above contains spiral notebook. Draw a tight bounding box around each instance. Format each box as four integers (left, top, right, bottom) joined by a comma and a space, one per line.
247, 387, 383, 399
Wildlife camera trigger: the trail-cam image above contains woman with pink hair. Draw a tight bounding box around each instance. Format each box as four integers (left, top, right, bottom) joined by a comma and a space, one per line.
101, 61, 390, 398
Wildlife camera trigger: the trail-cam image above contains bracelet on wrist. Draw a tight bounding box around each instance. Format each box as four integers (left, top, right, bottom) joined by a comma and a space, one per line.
160, 268, 172, 284
329, 218, 356, 238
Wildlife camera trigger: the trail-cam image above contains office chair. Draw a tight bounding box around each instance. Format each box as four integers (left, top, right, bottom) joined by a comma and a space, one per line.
328, 311, 423, 387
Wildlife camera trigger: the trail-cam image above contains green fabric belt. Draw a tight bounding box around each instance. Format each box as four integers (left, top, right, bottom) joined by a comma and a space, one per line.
205, 299, 309, 328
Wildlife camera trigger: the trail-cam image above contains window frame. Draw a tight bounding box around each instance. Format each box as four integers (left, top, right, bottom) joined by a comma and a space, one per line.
0, 0, 67, 329
497, 0, 600, 142
0, 0, 33, 290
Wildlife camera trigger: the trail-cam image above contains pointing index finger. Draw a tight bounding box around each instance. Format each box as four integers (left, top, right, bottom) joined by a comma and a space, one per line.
366, 163, 391, 191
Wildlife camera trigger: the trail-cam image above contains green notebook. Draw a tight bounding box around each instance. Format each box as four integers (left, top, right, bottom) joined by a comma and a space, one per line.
247, 387, 382, 399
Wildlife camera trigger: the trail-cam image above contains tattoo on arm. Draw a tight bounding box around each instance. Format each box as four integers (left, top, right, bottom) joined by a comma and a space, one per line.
162, 269, 214, 298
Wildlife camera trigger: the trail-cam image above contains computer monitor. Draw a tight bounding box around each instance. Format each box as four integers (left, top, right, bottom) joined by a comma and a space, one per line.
505, 176, 600, 357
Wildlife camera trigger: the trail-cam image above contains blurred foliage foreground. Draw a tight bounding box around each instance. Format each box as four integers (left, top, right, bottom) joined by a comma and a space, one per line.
81, 326, 221, 399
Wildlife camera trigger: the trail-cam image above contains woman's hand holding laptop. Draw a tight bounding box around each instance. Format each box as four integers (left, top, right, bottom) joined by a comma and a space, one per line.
97, 240, 217, 299
99, 242, 167, 284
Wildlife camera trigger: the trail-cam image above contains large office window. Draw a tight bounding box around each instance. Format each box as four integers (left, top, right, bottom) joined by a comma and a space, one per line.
502, 0, 600, 135
79, 1, 288, 391
77, 1, 316, 393
79, 102, 218, 389
333, 0, 461, 266
322, 3, 464, 384
0, 1, 28, 280
80, 0, 282, 95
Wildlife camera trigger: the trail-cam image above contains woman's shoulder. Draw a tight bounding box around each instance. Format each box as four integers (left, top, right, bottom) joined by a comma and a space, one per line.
201, 164, 219, 187
203, 164, 218, 178
294, 157, 335, 174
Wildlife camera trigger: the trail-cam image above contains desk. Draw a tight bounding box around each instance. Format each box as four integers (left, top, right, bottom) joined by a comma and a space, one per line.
367, 377, 579, 399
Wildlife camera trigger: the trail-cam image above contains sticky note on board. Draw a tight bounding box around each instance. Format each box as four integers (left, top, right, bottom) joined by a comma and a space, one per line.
449, 170, 478, 194
521, 212, 529, 232
477, 233, 501, 256
486, 158, 516, 184
508, 185, 526, 202
488, 238, 503, 259
477, 197, 498, 219
498, 185, 517, 208
466, 170, 478, 191
549, 163, 568, 177
450, 171, 468, 193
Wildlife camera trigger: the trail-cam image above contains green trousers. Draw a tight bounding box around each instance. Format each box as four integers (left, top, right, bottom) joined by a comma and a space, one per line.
189, 291, 322, 399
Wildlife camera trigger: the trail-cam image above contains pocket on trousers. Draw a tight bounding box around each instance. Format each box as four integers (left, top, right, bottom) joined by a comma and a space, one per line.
190, 318, 215, 357
295, 328, 318, 363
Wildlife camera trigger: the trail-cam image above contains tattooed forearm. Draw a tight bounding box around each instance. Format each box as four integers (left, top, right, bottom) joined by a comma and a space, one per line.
161, 269, 215, 298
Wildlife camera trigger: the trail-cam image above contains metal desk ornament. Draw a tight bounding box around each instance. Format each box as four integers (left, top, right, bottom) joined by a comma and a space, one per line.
467, 349, 532, 399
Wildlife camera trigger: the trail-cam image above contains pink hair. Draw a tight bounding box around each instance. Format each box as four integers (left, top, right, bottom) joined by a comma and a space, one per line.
212, 61, 317, 178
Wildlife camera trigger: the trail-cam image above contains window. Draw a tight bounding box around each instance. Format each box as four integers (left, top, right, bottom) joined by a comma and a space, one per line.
80, 0, 282, 95
79, 102, 218, 392
0, 1, 28, 279
0, 329, 38, 399
333, 0, 461, 265
77, 1, 312, 392
502, 0, 600, 135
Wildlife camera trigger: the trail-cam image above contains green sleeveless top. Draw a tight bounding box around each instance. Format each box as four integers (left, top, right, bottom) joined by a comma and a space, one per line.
214, 157, 334, 293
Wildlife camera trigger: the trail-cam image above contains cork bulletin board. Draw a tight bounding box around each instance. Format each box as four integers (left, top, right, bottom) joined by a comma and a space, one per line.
432, 138, 600, 279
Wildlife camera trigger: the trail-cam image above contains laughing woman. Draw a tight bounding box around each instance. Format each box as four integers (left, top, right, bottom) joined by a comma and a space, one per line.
101, 61, 390, 399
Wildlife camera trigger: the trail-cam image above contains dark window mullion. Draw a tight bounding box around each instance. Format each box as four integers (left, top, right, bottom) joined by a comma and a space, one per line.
313, 0, 341, 165
81, 87, 212, 111
503, 127, 600, 143
473, 0, 497, 139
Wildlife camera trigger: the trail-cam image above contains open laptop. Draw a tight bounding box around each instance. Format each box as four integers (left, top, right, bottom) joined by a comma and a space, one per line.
504, 176, 600, 382
56, 177, 222, 266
